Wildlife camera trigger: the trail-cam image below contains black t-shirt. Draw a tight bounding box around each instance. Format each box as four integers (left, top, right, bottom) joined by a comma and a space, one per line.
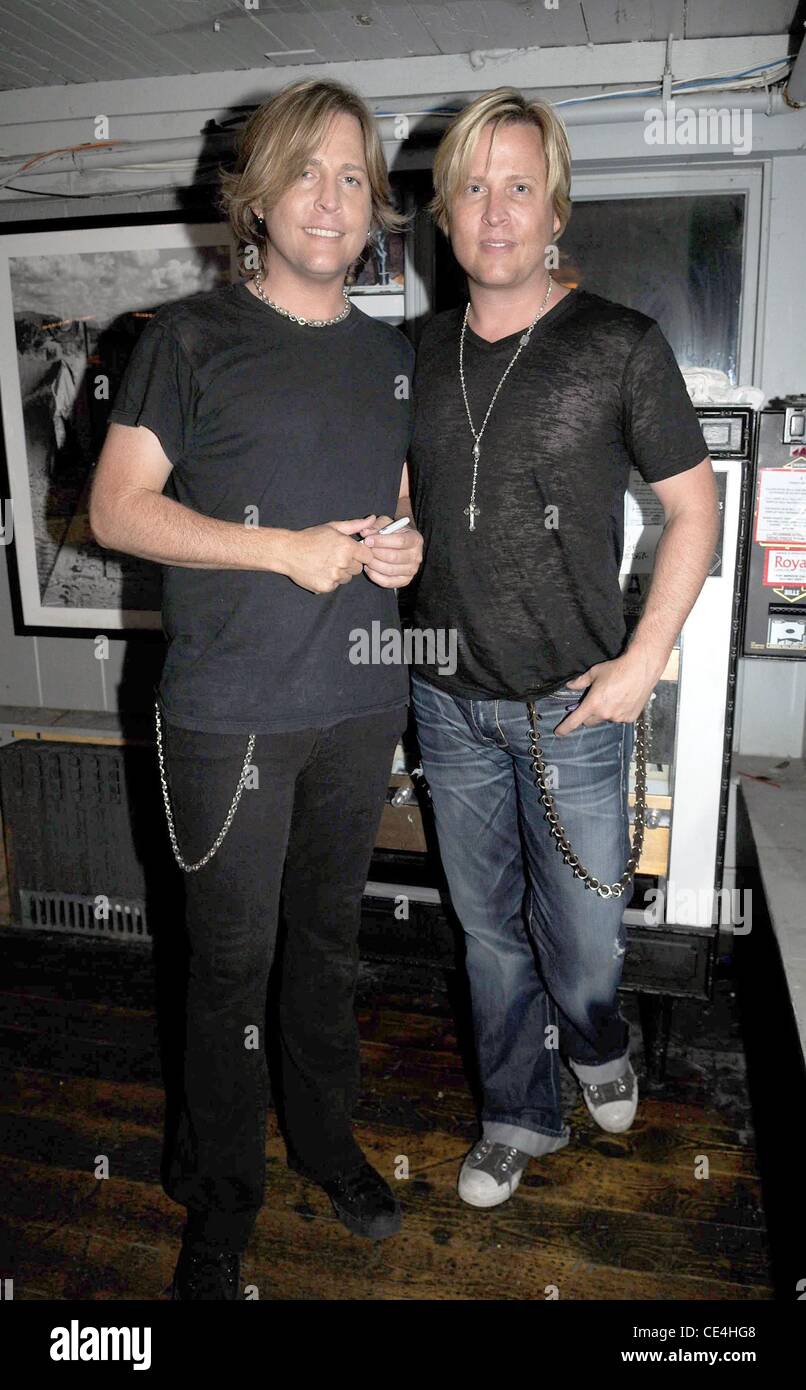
408, 288, 708, 701
107, 282, 414, 733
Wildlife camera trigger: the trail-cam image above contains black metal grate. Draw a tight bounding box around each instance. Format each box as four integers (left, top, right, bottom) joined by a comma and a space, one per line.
0, 739, 181, 941
19, 888, 150, 943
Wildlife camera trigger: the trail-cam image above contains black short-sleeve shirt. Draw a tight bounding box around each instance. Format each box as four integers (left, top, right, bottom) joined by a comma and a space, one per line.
107, 282, 414, 734
408, 287, 708, 701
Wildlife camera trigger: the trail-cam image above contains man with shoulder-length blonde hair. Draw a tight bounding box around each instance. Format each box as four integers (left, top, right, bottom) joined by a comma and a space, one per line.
90, 77, 423, 1298
408, 87, 718, 1207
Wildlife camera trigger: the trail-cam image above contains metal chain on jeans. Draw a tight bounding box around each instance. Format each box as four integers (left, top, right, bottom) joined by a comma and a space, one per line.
525, 700, 649, 899
154, 698, 256, 873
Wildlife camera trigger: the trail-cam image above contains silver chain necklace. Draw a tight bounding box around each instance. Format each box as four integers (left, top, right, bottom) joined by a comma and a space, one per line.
459, 275, 554, 530
252, 269, 351, 326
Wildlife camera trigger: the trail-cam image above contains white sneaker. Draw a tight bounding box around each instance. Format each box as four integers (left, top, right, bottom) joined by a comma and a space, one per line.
580, 1061, 638, 1133
458, 1138, 531, 1208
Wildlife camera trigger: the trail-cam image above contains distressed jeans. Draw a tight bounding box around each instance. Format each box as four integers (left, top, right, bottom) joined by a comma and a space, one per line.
411, 670, 634, 1157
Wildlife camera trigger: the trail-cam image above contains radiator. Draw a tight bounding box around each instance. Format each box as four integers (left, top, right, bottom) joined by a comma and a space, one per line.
0, 739, 181, 944
0, 738, 454, 966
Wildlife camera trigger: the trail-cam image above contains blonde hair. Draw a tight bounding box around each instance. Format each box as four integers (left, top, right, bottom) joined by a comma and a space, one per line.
429, 88, 572, 238
217, 78, 408, 264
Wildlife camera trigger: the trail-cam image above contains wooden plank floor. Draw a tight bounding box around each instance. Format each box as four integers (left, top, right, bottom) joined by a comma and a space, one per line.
0, 926, 778, 1301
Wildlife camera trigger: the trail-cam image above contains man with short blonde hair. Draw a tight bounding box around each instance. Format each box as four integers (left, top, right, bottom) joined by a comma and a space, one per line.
428, 86, 573, 238
408, 87, 718, 1208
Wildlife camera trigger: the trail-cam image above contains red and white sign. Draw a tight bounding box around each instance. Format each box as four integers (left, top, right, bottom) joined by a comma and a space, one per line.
763, 547, 806, 587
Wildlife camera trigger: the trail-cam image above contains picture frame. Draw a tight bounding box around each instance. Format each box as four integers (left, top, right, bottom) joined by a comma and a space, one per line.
0, 219, 237, 632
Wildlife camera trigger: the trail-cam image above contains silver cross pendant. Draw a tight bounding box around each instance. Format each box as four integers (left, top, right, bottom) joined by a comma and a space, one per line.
464, 502, 480, 531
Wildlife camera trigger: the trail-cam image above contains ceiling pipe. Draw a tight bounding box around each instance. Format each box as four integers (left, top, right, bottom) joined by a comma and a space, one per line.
557, 88, 786, 124
1, 86, 794, 183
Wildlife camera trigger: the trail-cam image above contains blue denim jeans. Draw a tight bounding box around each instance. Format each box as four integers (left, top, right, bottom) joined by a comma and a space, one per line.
411, 670, 634, 1157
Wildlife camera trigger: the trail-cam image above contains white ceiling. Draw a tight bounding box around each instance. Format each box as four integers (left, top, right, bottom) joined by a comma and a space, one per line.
0, 0, 802, 92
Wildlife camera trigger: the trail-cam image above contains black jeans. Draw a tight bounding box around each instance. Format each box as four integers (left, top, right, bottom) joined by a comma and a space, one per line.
160, 703, 405, 1252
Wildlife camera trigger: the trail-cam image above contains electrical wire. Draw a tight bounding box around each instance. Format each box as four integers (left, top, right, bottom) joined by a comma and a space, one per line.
553, 58, 794, 106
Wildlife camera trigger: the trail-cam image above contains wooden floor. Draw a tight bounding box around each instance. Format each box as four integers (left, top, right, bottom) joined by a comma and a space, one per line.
0, 925, 779, 1301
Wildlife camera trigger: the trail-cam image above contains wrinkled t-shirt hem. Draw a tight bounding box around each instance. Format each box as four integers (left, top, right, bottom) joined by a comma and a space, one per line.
157, 694, 409, 736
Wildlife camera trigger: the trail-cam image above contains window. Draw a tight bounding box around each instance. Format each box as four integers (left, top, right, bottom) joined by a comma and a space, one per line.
556, 193, 744, 381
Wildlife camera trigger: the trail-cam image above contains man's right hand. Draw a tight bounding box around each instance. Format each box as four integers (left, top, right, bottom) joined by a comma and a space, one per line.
280, 516, 377, 594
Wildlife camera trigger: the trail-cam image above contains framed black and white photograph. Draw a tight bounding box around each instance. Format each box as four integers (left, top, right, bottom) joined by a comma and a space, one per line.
0, 219, 236, 631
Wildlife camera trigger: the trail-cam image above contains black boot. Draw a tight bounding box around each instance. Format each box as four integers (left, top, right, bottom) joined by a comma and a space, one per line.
172, 1241, 242, 1300
290, 1155, 402, 1240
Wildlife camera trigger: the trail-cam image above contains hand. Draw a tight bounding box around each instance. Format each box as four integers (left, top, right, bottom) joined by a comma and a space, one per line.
359, 515, 424, 589
282, 516, 376, 595
553, 647, 665, 736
